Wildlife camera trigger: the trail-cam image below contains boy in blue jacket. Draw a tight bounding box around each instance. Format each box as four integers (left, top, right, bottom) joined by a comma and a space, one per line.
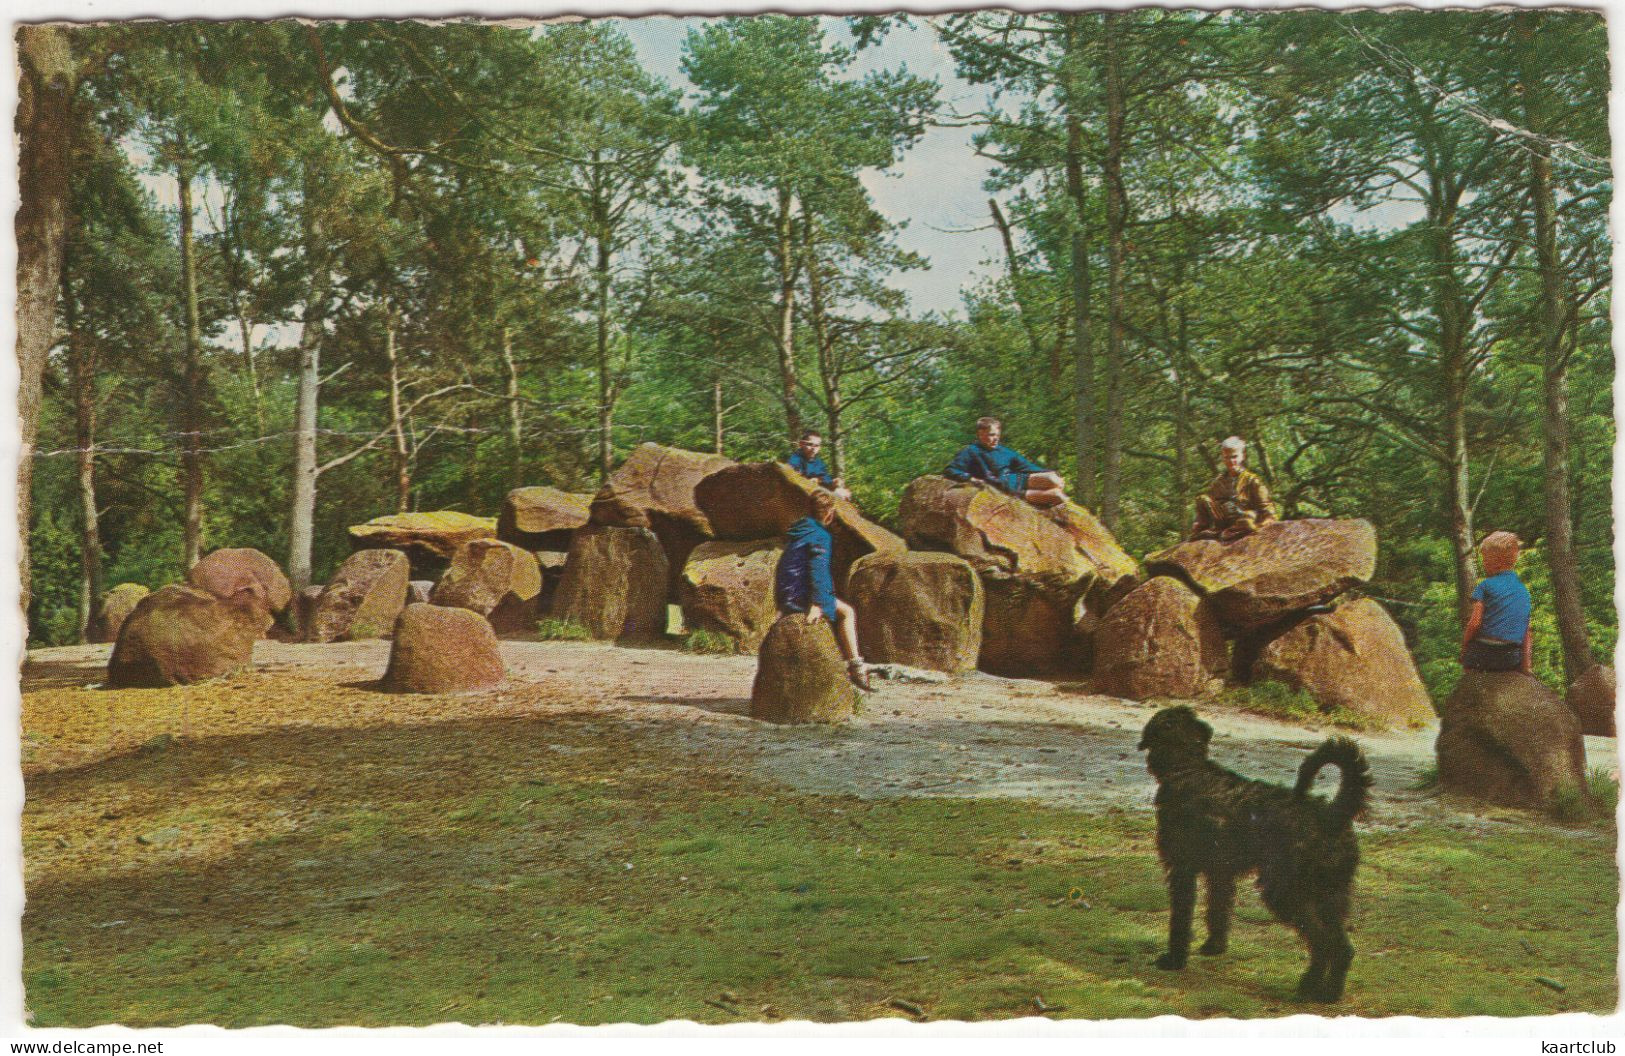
775, 489, 871, 690
784, 430, 852, 500
944, 417, 1068, 507
1460, 531, 1534, 674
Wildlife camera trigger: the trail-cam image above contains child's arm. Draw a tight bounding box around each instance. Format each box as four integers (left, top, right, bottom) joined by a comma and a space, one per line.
1460, 600, 1484, 661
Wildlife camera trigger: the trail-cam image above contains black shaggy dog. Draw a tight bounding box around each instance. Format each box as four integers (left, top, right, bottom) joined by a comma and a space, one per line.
1137, 705, 1372, 1002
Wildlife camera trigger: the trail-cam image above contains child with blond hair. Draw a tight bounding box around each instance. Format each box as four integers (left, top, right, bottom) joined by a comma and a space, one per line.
1460, 531, 1533, 674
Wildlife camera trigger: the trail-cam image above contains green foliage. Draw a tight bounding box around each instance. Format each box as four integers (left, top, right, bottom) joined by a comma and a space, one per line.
535, 617, 593, 642
682, 629, 738, 655
1214, 680, 1387, 732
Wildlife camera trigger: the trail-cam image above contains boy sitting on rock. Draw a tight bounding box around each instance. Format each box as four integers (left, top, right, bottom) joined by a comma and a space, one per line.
775, 489, 872, 690
784, 430, 852, 501
1460, 531, 1533, 674
944, 417, 1068, 508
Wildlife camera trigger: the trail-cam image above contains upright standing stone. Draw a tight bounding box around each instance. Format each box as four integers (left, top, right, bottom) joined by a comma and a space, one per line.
847, 551, 983, 674
1251, 598, 1434, 728
751, 614, 859, 724
430, 539, 544, 635
1566, 665, 1616, 738
90, 583, 149, 644
551, 524, 669, 642
107, 585, 262, 688
590, 444, 734, 592
1437, 670, 1590, 811
678, 539, 782, 652
1093, 577, 1227, 701
381, 604, 505, 693
309, 549, 411, 643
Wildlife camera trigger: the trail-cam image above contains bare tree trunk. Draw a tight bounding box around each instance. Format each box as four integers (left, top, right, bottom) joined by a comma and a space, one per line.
1100, 10, 1127, 531
177, 156, 205, 570
801, 214, 846, 477
287, 164, 328, 592
16, 26, 76, 617
386, 318, 410, 513
1520, 13, 1593, 683
65, 266, 101, 642
1060, 17, 1096, 508
775, 184, 805, 442
502, 325, 524, 487
989, 197, 1047, 368
595, 233, 615, 483
237, 315, 266, 435
712, 374, 725, 456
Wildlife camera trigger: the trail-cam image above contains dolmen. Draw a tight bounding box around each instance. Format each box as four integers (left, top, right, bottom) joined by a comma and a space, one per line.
590, 443, 735, 596
898, 475, 1138, 676
349, 511, 497, 577
690, 461, 905, 649
497, 486, 593, 552
1438, 670, 1590, 811
1096, 517, 1433, 729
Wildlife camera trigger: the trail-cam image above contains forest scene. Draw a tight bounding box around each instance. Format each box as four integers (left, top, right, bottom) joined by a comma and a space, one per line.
15, 9, 1618, 1026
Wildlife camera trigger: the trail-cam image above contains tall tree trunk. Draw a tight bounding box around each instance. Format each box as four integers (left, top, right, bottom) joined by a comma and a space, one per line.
1519, 13, 1593, 683
801, 214, 846, 477
1060, 17, 1096, 508
774, 184, 805, 442
65, 266, 101, 643
287, 165, 329, 592
237, 315, 266, 435
16, 26, 76, 618
502, 325, 524, 487
712, 373, 725, 456
177, 156, 205, 570
989, 197, 1048, 368
1100, 10, 1128, 531
386, 317, 411, 513
595, 231, 615, 483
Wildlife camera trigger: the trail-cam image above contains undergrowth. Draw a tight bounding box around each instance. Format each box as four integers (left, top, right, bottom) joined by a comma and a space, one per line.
535, 617, 593, 641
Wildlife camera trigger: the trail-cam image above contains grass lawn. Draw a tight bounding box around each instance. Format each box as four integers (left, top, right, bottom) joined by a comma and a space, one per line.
22, 710, 1617, 1025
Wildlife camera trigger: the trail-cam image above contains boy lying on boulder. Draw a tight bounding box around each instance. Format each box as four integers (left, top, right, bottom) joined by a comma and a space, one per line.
774, 489, 872, 691
944, 417, 1068, 508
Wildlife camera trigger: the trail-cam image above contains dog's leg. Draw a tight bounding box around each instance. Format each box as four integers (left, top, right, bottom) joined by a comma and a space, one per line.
1156, 869, 1197, 970
1293, 907, 1351, 1002
1318, 926, 1354, 1002
1199, 871, 1235, 956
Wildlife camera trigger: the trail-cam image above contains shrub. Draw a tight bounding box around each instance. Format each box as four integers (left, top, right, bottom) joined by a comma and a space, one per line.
683, 629, 738, 655
535, 617, 593, 641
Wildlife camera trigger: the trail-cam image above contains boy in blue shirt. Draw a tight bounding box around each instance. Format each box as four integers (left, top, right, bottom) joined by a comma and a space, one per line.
944, 417, 1069, 507
784, 431, 852, 501
1460, 531, 1533, 674
775, 489, 871, 690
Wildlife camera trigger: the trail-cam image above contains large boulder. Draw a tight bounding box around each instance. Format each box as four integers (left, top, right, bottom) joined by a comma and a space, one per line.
1567, 665, 1616, 738
309, 549, 411, 643
89, 583, 149, 644
1437, 670, 1591, 811
551, 524, 669, 642
900, 477, 1127, 595
1251, 598, 1433, 728
678, 539, 782, 653
848, 551, 983, 674
380, 604, 505, 693
185, 548, 292, 627
497, 486, 593, 551
695, 461, 906, 586
591, 444, 734, 590
430, 539, 543, 635
349, 511, 497, 576
1093, 577, 1227, 701
106, 585, 261, 688
750, 614, 860, 724
1146, 518, 1377, 632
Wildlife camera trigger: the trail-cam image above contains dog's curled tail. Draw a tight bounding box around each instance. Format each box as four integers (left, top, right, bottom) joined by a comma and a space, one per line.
1294, 737, 1373, 826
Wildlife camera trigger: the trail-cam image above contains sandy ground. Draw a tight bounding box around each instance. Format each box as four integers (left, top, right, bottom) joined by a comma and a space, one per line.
22, 636, 1618, 833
